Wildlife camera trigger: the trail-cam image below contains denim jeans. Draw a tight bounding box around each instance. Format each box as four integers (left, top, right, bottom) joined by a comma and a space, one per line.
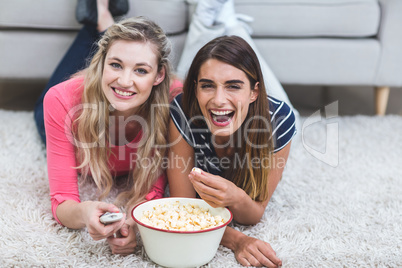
33, 25, 101, 144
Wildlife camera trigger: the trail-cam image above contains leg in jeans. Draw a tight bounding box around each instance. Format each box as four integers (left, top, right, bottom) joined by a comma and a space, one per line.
34, 24, 101, 144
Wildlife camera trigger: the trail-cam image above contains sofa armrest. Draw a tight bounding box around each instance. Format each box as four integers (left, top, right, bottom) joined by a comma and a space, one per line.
375, 0, 402, 87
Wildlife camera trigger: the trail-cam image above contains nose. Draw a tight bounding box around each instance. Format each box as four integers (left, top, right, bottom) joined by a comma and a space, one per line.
118, 70, 133, 87
212, 86, 227, 106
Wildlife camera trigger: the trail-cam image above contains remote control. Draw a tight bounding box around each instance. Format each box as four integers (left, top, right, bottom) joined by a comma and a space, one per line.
100, 212, 124, 224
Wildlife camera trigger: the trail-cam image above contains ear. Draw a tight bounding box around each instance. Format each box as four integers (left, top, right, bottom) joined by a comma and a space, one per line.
250, 82, 259, 103
153, 67, 166, 86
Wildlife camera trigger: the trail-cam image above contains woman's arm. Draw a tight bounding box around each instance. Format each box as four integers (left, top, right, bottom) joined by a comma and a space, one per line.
44, 81, 83, 224
189, 142, 292, 225
221, 226, 282, 267
57, 200, 124, 239
166, 119, 196, 198
44, 80, 125, 236
107, 201, 144, 255
229, 141, 292, 224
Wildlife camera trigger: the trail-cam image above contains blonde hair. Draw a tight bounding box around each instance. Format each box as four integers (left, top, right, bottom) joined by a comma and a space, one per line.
73, 17, 171, 210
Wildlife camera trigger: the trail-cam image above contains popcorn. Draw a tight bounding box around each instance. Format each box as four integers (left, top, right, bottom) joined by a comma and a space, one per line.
192, 167, 202, 174
139, 201, 226, 231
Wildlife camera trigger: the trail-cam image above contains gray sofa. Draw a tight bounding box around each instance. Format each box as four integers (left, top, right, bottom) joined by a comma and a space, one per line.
1, 0, 401, 115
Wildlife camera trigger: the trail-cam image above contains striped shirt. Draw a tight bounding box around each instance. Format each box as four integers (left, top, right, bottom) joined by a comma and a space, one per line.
170, 93, 296, 176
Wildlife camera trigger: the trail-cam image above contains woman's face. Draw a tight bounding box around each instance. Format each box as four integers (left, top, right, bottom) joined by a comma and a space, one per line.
196, 59, 258, 140
102, 40, 164, 117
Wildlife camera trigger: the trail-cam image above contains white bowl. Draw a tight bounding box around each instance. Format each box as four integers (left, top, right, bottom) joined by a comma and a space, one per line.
132, 197, 233, 268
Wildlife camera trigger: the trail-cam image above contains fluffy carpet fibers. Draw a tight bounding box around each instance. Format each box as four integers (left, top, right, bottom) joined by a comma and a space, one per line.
0, 110, 401, 267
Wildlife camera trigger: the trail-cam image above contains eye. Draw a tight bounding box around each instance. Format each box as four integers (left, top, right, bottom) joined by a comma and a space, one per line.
110, 62, 122, 69
200, 83, 214, 89
227, 84, 241, 90
136, 68, 148, 75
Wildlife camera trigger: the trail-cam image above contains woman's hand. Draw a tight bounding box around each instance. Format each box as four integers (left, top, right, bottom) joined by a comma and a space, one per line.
233, 233, 282, 267
107, 218, 138, 255
83, 201, 126, 241
188, 169, 242, 208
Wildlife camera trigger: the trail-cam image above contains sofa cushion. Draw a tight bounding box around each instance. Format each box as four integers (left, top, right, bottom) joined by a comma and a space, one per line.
255, 38, 381, 85
0, 0, 79, 30
236, 0, 381, 37
0, 31, 78, 80
0, 0, 188, 35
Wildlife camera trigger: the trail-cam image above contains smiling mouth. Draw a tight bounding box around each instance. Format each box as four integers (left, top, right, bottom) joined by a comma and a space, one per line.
113, 87, 135, 97
210, 110, 235, 124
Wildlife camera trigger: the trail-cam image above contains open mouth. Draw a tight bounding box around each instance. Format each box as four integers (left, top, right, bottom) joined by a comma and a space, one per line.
210, 110, 235, 125
112, 87, 135, 97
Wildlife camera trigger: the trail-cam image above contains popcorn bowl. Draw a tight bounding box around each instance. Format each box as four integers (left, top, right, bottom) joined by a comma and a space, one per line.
132, 197, 233, 268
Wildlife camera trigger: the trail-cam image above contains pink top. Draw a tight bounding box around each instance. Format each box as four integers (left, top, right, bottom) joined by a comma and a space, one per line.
43, 77, 183, 224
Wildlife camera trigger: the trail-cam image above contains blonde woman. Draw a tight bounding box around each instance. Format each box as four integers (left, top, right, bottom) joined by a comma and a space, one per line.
42, 13, 179, 254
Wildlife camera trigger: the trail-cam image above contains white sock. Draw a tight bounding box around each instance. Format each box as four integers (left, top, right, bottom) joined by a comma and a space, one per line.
195, 0, 228, 27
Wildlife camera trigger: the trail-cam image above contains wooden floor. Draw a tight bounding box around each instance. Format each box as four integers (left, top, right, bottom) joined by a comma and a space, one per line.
1, 80, 401, 116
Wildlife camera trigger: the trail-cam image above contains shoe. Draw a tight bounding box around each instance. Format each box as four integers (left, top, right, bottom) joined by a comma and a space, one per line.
109, 0, 129, 17
76, 0, 97, 25
76, 0, 129, 26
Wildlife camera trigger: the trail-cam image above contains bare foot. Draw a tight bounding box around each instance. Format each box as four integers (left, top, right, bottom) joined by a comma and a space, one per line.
97, 0, 114, 32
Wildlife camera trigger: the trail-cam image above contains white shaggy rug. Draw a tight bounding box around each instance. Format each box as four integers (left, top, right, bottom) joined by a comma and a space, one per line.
0, 109, 401, 267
